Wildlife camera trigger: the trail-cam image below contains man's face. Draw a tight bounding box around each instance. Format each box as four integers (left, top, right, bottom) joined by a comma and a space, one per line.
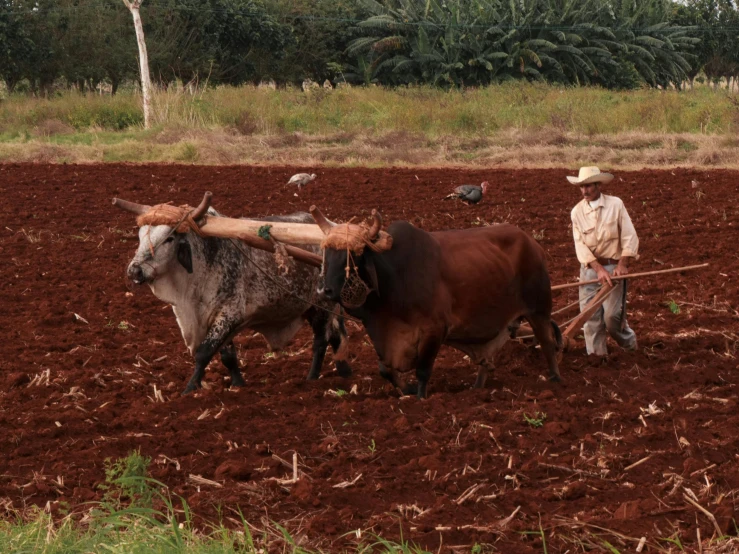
579, 183, 601, 202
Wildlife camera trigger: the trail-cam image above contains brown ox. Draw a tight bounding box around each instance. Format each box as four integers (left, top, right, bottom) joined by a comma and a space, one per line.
311, 207, 562, 399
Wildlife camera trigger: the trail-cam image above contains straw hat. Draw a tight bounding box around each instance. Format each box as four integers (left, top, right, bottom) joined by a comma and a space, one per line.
566, 166, 614, 185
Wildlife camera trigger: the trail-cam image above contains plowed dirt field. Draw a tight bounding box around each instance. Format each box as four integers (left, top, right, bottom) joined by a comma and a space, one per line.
1, 164, 737, 552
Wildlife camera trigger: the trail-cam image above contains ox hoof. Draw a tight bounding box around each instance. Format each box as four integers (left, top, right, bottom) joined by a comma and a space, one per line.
549, 374, 562, 383
336, 361, 352, 378
401, 383, 418, 397
229, 376, 246, 388
181, 383, 201, 395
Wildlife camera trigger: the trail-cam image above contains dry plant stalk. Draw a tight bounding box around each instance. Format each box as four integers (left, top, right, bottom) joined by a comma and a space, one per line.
683, 493, 723, 537
690, 463, 716, 477
189, 474, 222, 488
624, 455, 652, 471
152, 384, 164, 403
496, 505, 521, 528
455, 482, 486, 505
332, 473, 362, 489
539, 462, 606, 479
29, 369, 51, 387
267, 452, 301, 485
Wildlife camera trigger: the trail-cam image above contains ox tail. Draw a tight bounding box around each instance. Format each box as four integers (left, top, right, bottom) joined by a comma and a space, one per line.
551, 320, 563, 351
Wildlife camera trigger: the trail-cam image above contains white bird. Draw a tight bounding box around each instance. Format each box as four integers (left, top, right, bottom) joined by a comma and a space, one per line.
287, 173, 317, 190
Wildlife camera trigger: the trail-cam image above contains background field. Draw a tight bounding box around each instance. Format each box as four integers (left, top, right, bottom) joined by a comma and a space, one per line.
2, 84, 739, 168
1, 163, 737, 552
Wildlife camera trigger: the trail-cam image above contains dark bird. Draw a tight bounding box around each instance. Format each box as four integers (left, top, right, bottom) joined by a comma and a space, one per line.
444, 181, 489, 204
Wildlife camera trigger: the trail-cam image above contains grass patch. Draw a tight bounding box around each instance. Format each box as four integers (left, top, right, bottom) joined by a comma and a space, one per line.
677, 139, 699, 152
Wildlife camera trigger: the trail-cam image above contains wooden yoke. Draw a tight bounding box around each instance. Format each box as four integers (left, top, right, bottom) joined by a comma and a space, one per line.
229, 229, 322, 268
112, 192, 324, 267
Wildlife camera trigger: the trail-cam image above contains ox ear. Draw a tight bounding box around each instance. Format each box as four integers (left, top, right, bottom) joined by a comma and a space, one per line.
176, 239, 193, 274
363, 255, 379, 295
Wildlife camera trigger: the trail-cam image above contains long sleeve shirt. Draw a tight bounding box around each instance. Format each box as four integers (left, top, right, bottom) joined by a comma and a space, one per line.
571, 194, 639, 266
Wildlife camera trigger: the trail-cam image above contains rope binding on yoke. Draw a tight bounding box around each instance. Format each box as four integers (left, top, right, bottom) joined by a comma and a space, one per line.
112, 191, 212, 238
310, 205, 393, 255
135, 202, 206, 237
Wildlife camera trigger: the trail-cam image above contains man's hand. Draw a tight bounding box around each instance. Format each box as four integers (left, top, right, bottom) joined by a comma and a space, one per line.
613, 257, 631, 278
589, 261, 613, 286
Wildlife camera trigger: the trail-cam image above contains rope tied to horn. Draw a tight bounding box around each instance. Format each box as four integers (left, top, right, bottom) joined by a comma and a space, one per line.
311, 205, 393, 255
136, 203, 206, 237
319, 223, 392, 254
112, 191, 212, 238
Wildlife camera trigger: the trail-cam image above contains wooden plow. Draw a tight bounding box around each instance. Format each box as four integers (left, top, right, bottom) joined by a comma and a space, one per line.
113, 191, 708, 354
516, 263, 709, 351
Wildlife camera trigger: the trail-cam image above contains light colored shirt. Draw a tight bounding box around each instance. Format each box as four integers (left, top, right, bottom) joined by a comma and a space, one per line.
571, 193, 639, 266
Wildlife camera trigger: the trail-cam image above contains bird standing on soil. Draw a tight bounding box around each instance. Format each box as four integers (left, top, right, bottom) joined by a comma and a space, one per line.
287, 173, 317, 190
444, 181, 489, 205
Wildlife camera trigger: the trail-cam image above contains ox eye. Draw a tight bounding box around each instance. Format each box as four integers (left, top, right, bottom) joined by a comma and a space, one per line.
164, 236, 174, 243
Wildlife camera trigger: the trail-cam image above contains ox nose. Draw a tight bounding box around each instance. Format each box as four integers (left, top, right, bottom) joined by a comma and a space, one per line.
127, 263, 145, 284
317, 285, 336, 301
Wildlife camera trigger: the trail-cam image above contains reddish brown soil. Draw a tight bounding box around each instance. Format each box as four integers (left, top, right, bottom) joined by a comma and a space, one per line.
1, 163, 737, 552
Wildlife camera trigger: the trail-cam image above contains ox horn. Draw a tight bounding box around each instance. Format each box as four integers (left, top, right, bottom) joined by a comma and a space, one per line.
190, 191, 212, 220
310, 205, 335, 234
368, 209, 383, 238
112, 197, 151, 215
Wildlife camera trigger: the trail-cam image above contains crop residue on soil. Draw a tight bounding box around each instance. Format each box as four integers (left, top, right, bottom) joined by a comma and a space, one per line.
1, 163, 737, 552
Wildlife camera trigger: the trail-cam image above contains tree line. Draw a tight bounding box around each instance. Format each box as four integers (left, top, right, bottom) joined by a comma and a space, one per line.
1, 0, 738, 95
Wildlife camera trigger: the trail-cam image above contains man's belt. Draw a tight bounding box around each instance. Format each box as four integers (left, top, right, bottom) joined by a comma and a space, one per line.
595, 257, 619, 266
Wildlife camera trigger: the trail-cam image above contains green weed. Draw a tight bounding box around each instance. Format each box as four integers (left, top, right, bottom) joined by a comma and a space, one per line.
524, 412, 547, 428
520, 517, 548, 553
658, 534, 684, 551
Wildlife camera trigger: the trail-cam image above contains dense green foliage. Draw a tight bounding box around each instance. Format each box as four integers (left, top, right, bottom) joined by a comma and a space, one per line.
0, 0, 738, 92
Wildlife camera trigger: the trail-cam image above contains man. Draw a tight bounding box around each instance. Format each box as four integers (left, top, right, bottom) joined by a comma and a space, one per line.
569, 166, 639, 356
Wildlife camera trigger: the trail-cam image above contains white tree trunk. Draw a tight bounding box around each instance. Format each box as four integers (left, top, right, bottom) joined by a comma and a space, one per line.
122, 0, 152, 129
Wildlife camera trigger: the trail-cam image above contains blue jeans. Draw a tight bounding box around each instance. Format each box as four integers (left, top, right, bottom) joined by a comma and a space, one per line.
579, 264, 637, 356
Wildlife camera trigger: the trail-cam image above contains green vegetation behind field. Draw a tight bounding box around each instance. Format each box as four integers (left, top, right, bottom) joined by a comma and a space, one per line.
1, 83, 736, 136
1, 84, 738, 168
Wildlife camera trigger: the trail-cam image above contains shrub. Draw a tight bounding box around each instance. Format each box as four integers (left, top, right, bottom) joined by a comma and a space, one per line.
95, 105, 143, 130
